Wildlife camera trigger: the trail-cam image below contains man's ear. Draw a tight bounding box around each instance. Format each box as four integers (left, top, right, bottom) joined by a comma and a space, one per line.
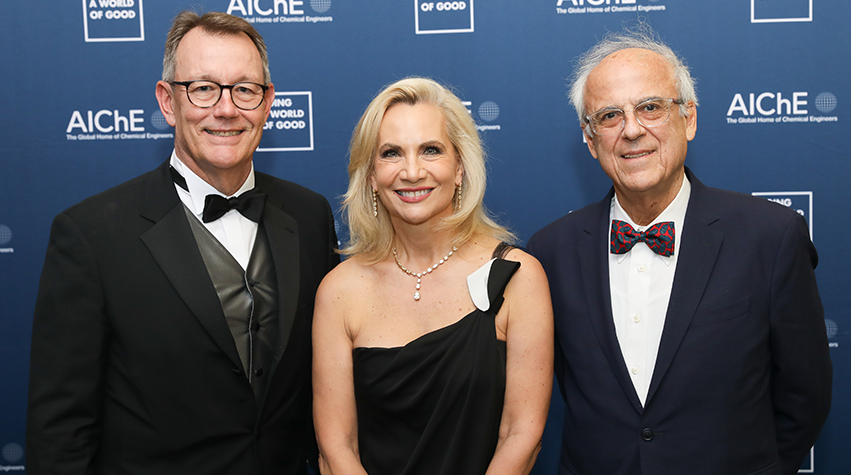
262, 82, 275, 121
155, 81, 177, 127
684, 101, 697, 142
583, 126, 599, 160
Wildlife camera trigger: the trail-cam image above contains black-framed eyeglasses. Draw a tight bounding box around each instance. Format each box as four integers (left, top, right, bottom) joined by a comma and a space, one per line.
585, 98, 684, 136
170, 80, 269, 110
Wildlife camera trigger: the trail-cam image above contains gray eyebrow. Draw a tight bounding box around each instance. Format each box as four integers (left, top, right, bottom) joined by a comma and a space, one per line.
594, 97, 667, 113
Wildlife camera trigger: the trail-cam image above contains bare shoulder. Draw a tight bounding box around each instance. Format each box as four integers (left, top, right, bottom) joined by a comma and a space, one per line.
503, 246, 547, 281
314, 256, 380, 343
316, 256, 377, 305
459, 237, 548, 283
495, 246, 552, 339
501, 247, 551, 314
460, 235, 502, 265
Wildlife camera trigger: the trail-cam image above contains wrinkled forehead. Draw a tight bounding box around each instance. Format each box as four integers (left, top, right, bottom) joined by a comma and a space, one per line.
585, 48, 677, 111
174, 28, 264, 79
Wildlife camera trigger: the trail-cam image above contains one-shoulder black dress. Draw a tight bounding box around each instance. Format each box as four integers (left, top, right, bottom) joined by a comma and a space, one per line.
353, 256, 520, 475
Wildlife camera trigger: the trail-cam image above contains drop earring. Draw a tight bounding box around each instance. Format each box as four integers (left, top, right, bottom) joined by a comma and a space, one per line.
372, 188, 378, 217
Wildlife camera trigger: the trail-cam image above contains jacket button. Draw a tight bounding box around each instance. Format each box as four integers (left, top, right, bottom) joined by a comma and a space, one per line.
641, 428, 654, 441
255, 367, 264, 377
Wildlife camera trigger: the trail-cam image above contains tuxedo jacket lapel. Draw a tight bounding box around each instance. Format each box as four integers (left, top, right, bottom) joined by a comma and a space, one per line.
136, 163, 306, 406
583, 190, 645, 413
138, 162, 244, 371
646, 170, 723, 404
255, 177, 301, 385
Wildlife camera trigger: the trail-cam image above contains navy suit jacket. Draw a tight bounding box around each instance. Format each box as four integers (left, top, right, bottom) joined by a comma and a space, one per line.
27, 160, 339, 475
528, 168, 831, 475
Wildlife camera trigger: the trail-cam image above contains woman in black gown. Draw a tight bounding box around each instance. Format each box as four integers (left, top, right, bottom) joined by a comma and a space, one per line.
313, 77, 553, 475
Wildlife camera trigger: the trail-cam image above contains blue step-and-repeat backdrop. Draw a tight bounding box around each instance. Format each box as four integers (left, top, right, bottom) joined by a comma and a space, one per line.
1, 1, 847, 472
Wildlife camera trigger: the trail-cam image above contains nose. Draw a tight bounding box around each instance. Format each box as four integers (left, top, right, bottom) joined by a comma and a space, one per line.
620, 109, 646, 140
212, 88, 239, 117
401, 155, 425, 182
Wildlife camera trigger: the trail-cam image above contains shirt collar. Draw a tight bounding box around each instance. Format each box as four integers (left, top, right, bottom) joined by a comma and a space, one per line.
610, 174, 691, 264
169, 150, 256, 217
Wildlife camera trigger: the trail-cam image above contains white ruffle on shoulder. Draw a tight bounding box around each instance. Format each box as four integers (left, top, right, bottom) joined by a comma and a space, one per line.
466, 258, 497, 312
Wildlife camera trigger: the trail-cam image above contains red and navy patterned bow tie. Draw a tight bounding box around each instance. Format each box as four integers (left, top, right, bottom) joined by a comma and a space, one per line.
610, 220, 675, 257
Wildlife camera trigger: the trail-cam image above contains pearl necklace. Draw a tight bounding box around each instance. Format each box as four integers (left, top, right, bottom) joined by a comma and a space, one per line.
392, 246, 457, 301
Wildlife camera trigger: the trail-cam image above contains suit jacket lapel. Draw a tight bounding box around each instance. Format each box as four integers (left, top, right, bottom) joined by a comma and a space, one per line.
255, 177, 301, 385
646, 169, 723, 404
582, 189, 645, 412
139, 161, 244, 370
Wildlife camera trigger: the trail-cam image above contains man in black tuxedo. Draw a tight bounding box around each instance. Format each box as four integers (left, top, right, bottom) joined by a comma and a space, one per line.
26, 11, 338, 474
528, 25, 832, 475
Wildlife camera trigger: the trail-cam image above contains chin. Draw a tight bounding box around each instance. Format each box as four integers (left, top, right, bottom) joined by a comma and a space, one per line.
207, 149, 252, 165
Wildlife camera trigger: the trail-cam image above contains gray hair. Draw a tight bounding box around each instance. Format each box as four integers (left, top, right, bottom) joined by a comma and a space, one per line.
568, 23, 698, 135
162, 11, 271, 85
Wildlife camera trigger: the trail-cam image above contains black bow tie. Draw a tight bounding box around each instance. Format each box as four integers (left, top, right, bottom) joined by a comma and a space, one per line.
202, 189, 266, 223
169, 166, 266, 223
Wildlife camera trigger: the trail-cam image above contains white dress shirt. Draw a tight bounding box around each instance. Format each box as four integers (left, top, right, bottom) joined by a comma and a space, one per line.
169, 152, 259, 270
608, 175, 691, 405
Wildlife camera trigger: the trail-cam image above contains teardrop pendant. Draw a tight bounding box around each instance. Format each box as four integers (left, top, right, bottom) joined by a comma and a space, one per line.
393, 246, 457, 302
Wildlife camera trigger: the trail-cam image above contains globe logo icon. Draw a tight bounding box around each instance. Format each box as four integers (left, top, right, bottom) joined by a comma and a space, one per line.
2, 443, 23, 463
0, 225, 12, 245
311, 0, 331, 13
477, 101, 500, 122
825, 319, 837, 339
150, 110, 170, 130
814, 92, 836, 114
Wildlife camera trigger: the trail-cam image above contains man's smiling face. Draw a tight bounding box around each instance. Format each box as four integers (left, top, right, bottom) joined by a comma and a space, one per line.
583, 48, 696, 201
157, 27, 273, 190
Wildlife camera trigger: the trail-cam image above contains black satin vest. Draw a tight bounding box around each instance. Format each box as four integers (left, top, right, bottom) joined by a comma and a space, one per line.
184, 206, 280, 403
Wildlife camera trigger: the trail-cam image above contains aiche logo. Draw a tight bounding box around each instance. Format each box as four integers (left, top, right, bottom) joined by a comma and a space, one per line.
226, 0, 334, 24
556, 0, 667, 15
415, 0, 474, 35
462, 99, 502, 132
813, 92, 837, 113
0, 225, 14, 254
751, 0, 812, 23
725, 91, 839, 125
751, 191, 812, 238
257, 92, 314, 152
825, 318, 839, 349
0, 442, 24, 471
82, 0, 144, 42
64, 107, 174, 142
310, 0, 331, 13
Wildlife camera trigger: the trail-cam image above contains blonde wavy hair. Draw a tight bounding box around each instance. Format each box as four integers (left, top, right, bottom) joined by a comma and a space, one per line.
341, 77, 514, 263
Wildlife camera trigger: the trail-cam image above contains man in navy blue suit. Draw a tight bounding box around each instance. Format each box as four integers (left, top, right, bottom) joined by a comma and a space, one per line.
528, 25, 831, 475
